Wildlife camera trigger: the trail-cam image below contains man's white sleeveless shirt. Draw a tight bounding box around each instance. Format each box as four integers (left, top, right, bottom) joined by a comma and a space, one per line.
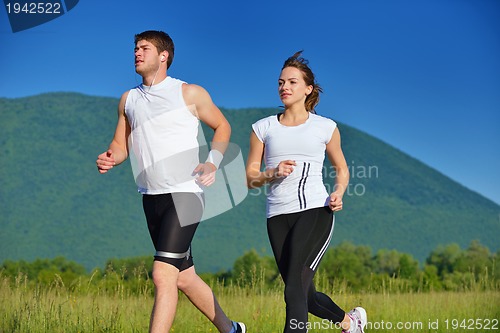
125, 76, 203, 194
252, 113, 337, 218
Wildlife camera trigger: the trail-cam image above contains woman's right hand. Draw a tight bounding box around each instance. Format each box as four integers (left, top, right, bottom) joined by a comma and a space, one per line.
274, 160, 297, 178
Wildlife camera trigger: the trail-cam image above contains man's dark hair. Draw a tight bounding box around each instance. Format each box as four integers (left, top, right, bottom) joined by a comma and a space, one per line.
135, 30, 175, 69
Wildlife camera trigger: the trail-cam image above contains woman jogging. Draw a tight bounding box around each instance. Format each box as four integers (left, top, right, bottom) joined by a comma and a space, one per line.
245, 51, 367, 333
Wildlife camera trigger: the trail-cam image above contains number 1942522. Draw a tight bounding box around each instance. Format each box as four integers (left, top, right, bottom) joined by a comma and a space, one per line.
5, 2, 62, 14
444, 318, 498, 330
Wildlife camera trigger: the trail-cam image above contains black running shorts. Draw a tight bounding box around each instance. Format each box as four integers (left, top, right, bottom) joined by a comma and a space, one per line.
142, 192, 204, 271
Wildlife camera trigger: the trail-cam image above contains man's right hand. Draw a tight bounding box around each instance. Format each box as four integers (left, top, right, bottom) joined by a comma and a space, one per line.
96, 149, 116, 174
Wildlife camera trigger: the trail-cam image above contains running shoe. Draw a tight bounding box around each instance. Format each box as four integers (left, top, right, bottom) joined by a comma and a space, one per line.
344, 307, 367, 333
233, 321, 246, 333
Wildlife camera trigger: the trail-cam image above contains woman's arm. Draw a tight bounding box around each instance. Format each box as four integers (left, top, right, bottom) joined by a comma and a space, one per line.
246, 131, 296, 188
325, 127, 350, 211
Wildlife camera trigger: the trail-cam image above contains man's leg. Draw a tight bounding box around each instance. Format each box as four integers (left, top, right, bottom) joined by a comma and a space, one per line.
177, 266, 233, 333
143, 193, 198, 333
144, 193, 244, 333
149, 261, 180, 333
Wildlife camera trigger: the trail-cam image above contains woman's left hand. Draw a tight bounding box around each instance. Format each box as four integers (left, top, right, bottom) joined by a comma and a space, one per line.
328, 192, 343, 212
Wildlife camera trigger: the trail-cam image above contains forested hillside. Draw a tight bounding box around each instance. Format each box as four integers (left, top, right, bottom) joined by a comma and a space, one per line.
1, 93, 498, 272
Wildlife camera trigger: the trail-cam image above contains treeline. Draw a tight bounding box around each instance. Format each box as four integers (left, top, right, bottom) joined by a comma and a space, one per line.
222, 240, 500, 292
2, 240, 498, 295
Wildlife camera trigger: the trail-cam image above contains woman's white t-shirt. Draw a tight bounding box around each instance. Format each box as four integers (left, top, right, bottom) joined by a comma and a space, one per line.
252, 113, 337, 218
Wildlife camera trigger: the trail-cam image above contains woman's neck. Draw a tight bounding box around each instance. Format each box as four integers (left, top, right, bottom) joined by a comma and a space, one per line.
280, 106, 309, 126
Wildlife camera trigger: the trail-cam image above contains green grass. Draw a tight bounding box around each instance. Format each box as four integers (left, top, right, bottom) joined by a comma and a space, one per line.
1, 274, 499, 333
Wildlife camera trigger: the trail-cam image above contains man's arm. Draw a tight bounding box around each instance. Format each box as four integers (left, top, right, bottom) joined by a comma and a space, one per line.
97, 91, 131, 174
182, 83, 231, 185
183, 83, 231, 154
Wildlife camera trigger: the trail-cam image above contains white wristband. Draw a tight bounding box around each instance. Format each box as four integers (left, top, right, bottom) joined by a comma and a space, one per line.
206, 149, 224, 169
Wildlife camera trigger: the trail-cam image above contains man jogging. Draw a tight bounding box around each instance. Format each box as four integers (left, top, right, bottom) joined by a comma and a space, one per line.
97, 30, 245, 333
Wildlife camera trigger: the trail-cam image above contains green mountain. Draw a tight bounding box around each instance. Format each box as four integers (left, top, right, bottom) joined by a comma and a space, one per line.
1, 93, 498, 272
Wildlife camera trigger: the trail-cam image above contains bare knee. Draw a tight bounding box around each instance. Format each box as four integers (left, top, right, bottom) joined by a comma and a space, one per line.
152, 261, 179, 290
152, 269, 166, 288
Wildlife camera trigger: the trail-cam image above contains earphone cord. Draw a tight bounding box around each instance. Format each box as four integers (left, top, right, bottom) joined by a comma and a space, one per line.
148, 61, 161, 93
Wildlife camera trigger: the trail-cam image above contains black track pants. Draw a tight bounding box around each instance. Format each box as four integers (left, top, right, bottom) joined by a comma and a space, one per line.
267, 207, 345, 333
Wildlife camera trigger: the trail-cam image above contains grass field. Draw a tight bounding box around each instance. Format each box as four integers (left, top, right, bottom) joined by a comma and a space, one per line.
1, 273, 499, 333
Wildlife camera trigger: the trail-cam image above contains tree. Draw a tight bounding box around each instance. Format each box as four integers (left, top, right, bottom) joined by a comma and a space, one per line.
232, 249, 278, 288
374, 249, 401, 277
426, 243, 461, 276
454, 240, 491, 277
398, 253, 419, 279
320, 242, 373, 290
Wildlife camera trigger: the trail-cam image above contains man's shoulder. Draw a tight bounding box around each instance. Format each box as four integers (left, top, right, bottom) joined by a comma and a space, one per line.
182, 82, 206, 94
118, 90, 131, 113
121, 90, 131, 99
182, 82, 211, 106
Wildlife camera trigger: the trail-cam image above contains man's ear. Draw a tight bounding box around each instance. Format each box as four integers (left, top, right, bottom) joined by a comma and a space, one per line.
160, 51, 168, 62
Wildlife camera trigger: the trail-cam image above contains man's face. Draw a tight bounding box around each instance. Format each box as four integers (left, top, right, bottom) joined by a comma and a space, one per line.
134, 39, 160, 76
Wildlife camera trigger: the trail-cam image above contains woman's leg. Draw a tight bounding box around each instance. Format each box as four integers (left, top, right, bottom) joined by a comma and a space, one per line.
268, 208, 346, 333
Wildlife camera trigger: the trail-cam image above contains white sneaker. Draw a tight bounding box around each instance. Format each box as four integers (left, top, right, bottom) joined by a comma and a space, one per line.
345, 307, 367, 333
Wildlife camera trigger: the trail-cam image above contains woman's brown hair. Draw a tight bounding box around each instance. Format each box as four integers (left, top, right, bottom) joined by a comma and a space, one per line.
282, 51, 323, 112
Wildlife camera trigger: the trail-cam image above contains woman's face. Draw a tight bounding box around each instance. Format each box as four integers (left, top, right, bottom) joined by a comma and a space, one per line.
278, 66, 313, 108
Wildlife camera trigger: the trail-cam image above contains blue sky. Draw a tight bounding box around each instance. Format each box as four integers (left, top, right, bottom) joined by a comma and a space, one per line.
1, 0, 499, 204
